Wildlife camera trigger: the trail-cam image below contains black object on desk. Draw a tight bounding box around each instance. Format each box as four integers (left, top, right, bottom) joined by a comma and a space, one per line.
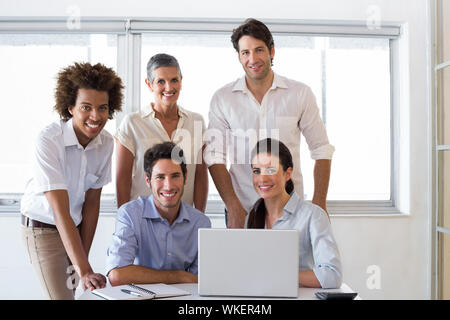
315, 292, 358, 300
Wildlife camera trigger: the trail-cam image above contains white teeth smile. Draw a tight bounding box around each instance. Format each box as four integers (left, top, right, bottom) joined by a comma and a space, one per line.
163, 92, 175, 97
86, 123, 99, 128
162, 192, 175, 197
259, 185, 273, 191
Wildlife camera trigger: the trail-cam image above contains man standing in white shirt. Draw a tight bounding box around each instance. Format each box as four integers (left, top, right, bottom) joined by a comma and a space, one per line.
205, 18, 335, 228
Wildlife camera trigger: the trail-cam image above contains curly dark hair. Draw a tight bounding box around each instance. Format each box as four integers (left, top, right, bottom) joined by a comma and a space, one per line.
231, 18, 274, 53
54, 62, 124, 120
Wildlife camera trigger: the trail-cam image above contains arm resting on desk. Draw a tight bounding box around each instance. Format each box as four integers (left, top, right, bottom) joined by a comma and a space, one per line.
108, 265, 197, 286
299, 270, 322, 288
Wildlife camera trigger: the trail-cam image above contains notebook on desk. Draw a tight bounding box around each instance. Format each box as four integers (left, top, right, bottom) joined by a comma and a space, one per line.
92, 283, 190, 300
198, 228, 300, 298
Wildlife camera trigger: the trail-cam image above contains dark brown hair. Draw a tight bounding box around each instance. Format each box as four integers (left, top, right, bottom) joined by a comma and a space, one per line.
54, 62, 124, 120
231, 18, 274, 53
143, 142, 187, 179
247, 138, 294, 229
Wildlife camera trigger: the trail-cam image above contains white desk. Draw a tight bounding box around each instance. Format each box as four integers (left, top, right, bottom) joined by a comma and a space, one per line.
78, 283, 358, 300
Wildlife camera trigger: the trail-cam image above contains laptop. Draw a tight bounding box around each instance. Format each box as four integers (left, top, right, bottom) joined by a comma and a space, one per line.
198, 228, 299, 298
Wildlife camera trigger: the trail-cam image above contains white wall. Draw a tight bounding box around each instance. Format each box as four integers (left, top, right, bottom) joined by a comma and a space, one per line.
0, 0, 432, 299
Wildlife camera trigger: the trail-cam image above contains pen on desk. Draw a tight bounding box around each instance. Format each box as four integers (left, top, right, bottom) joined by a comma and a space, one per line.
121, 289, 142, 297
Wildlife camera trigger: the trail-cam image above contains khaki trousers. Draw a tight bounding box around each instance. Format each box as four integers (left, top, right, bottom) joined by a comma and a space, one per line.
21, 226, 78, 300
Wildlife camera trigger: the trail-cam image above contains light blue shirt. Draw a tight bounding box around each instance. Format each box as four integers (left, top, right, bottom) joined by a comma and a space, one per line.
106, 195, 211, 276
245, 192, 342, 289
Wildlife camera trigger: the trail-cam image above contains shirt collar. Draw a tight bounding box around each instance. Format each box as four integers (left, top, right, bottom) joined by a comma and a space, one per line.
231, 72, 288, 93
283, 191, 301, 216
143, 195, 190, 224
142, 103, 189, 119
62, 118, 103, 150
173, 202, 191, 224
62, 119, 79, 147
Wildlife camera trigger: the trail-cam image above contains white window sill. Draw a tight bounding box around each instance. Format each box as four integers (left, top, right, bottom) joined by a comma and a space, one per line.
0, 196, 406, 218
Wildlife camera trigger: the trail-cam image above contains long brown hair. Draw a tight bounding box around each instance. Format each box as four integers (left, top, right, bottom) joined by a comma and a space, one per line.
247, 138, 294, 229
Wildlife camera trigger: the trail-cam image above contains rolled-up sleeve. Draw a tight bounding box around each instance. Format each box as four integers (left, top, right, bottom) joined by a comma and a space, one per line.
105, 206, 138, 275
204, 93, 229, 167
33, 134, 67, 193
309, 208, 343, 289
115, 114, 136, 157
298, 86, 335, 160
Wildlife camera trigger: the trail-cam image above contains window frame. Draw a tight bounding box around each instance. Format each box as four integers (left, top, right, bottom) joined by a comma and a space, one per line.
431, 0, 450, 300
0, 17, 402, 216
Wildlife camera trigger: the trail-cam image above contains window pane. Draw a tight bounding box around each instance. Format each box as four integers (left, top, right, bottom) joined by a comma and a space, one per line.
438, 0, 450, 63
438, 150, 450, 230
438, 232, 450, 299
437, 66, 450, 146
0, 34, 117, 194
274, 36, 322, 200
140, 33, 391, 201
326, 37, 391, 200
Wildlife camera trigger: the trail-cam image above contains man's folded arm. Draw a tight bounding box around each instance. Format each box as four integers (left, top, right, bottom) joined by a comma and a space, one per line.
108, 265, 197, 286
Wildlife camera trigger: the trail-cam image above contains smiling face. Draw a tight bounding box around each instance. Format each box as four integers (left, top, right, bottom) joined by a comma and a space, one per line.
238, 35, 274, 82
68, 88, 109, 148
145, 66, 182, 110
252, 152, 292, 200
146, 158, 186, 214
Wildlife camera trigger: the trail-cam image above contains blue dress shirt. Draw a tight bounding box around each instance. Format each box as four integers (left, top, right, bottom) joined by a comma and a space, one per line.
106, 195, 211, 276
245, 192, 342, 289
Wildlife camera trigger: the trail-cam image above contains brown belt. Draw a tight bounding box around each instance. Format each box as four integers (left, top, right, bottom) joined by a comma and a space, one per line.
21, 215, 57, 229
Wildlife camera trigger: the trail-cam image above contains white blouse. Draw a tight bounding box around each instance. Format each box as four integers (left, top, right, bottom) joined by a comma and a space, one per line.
115, 104, 205, 205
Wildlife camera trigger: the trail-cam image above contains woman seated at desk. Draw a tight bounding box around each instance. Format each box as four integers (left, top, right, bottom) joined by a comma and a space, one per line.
246, 138, 342, 289
115, 53, 207, 211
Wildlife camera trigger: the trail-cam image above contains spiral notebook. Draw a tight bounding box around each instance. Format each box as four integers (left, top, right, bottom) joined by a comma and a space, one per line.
92, 283, 190, 300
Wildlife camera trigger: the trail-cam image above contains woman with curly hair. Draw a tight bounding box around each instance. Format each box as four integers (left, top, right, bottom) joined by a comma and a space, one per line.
20, 62, 123, 299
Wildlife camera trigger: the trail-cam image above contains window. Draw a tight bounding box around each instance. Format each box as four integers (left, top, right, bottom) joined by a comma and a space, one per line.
140, 33, 391, 202
433, 0, 450, 300
0, 18, 400, 215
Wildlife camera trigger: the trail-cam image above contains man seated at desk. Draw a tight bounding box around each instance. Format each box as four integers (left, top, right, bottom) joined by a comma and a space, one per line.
106, 142, 211, 286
